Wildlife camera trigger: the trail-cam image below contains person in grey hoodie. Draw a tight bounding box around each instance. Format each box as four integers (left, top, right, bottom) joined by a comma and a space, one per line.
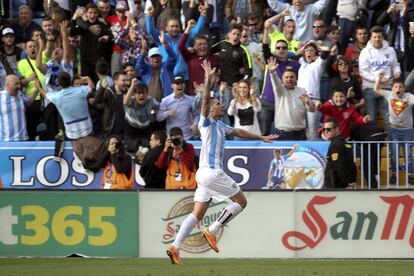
359, 25, 401, 128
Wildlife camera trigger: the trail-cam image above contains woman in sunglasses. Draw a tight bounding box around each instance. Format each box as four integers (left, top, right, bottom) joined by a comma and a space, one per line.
326, 55, 364, 111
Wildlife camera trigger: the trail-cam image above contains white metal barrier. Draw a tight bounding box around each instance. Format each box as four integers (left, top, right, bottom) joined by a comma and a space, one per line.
350, 141, 414, 189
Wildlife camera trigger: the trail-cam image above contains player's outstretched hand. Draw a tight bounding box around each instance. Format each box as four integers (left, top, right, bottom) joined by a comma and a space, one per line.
261, 134, 279, 143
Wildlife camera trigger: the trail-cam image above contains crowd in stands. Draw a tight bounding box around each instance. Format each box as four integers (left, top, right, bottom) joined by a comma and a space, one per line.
1, 0, 414, 188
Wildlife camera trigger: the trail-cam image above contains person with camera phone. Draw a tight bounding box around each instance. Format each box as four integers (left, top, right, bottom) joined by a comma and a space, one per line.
101, 136, 134, 190
156, 127, 197, 189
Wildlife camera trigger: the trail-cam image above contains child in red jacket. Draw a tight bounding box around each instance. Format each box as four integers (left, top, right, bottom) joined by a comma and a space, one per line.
316, 89, 371, 139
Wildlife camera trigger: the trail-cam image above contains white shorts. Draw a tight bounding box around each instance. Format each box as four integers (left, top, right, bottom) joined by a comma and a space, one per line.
194, 167, 241, 202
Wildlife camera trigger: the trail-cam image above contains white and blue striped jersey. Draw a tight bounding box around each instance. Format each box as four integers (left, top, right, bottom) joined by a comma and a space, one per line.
46, 85, 92, 139
0, 90, 31, 141
198, 114, 234, 169
269, 156, 286, 178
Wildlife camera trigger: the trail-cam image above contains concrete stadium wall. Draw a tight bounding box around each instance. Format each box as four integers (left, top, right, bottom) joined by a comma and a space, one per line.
141, 190, 414, 258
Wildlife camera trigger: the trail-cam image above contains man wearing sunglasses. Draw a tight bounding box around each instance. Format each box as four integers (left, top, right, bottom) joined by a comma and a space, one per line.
323, 117, 356, 189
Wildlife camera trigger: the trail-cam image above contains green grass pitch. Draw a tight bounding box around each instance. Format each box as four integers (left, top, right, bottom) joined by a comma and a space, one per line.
0, 258, 413, 276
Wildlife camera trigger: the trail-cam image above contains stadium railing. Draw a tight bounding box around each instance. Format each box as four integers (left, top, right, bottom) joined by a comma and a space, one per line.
350, 141, 414, 189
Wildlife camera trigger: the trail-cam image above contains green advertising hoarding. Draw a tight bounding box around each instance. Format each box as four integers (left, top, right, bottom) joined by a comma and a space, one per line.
0, 191, 138, 257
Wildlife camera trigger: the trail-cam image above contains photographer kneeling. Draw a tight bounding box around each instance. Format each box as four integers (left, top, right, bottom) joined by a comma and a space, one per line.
157, 127, 197, 189
101, 136, 134, 189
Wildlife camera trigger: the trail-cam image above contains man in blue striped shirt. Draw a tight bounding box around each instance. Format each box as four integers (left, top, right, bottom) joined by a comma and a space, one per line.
166, 61, 278, 265
0, 74, 37, 141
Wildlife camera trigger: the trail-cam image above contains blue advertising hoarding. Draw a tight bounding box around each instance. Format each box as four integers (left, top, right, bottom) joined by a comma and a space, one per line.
0, 141, 329, 190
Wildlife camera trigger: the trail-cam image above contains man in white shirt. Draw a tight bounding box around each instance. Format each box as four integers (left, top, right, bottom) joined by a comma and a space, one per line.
359, 26, 401, 127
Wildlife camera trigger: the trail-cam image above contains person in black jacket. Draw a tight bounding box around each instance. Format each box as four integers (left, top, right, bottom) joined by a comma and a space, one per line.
139, 130, 167, 189
323, 117, 357, 189
210, 23, 252, 85
73, 3, 112, 82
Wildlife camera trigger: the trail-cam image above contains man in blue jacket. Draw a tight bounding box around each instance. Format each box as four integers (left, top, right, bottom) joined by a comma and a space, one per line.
135, 33, 176, 102
145, 4, 208, 87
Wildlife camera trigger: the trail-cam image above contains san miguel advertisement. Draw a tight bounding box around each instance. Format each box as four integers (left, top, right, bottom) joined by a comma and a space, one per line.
0, 141, 329, 190
139, 191, 414, 258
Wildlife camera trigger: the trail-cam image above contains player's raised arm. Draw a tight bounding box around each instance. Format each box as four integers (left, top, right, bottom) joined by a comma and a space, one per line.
200, 60, 216, 118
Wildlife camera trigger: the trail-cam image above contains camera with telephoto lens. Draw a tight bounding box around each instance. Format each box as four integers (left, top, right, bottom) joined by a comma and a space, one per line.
172, 138, 182, 147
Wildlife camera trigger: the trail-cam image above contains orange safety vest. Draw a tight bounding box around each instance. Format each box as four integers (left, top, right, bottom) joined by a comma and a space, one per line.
165, 158, 196, 190
101, 163, 134, 190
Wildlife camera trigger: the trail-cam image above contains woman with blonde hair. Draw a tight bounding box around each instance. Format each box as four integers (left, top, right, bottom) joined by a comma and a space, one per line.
227, 79, 262, 139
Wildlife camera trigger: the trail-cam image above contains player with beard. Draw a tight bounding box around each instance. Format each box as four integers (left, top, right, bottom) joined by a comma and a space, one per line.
166, 60, 278, 265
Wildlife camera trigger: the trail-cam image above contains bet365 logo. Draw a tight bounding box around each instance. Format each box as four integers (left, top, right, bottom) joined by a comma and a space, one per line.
0, 205, 117, 246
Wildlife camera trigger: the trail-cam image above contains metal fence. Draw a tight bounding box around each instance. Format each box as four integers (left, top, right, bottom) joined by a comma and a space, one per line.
350, 141, 414, 189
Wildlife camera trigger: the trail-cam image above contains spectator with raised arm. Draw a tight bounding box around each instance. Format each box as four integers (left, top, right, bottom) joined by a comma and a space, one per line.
336, 0, 367, 54
94, 71, 130, 138
36, 21, 75, 140
156, 75, 195, 140
297, 42, 337, 140
106, 0, 130, 74
178, 19, 220, 95
18, 40, 45, 141
211, 23, 252, 85
316, 89, 370, 140
374, 73, 414, 183
264, 9, 302, 55
123, 79, 159, 153
260, 36, 300, 135
136, 31, 176, 102
74, 3, 112, 82
146, 3, 208, 85
376, 0, 414, 63
267, 0, 329, 42
359, 26, 401, 127
268, 57, 315, 140
115, 11, 146, 66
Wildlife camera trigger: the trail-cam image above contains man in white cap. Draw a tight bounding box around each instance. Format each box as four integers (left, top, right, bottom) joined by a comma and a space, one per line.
0, 28, 22, 67
0, 28, 22, 90
136, 34, 176, 102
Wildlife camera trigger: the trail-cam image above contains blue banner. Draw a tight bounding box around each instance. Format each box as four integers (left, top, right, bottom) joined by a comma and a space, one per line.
0, 141, 329, 190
